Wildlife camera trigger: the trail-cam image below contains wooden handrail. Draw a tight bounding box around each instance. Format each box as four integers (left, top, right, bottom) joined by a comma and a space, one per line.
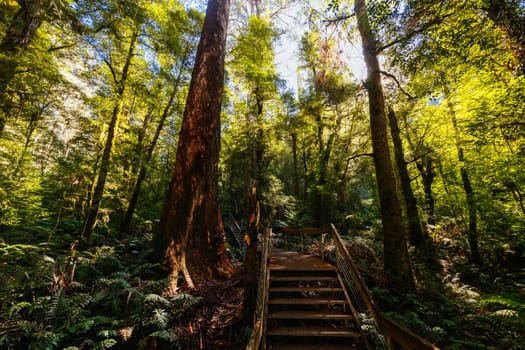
330, 224, 379, 321
377, 313, 440, 350
245, 227, 271, 350
329, 224, 440, 350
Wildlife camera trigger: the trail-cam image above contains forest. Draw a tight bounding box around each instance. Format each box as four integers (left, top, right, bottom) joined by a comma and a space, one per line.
0, 0, 524, 349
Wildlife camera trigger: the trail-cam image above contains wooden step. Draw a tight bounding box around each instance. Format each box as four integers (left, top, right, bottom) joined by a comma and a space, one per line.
271, 345, 359, 350
270, 266, 336, 271
268, 310, 354, 320
271, 276, 338, 282
267, 326, 360, 337
269, 298, 348, 305
270, 286, 343, 293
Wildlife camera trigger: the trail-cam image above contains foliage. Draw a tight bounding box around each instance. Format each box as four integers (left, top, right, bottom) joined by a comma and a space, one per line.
0, 229, 202, 349
0, 0, 524, 348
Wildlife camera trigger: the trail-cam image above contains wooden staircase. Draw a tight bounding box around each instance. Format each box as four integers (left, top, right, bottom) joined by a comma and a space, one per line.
266, 249, 365, 349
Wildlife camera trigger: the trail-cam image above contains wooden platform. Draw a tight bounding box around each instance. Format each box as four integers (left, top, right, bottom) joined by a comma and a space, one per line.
269, 248, 336, 271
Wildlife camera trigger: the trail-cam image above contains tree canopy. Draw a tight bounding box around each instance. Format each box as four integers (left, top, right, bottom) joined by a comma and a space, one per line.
0, 0, 524, 348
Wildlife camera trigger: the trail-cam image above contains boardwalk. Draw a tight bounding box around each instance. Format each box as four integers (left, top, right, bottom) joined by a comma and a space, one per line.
266, 248, 364, 349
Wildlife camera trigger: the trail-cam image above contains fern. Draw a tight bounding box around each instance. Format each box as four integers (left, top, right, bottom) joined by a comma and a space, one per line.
93, 338, 117, 350
98, 329, 118, 338
8, 301, 32, 317
481, 294, 525, 322
148, 330, 177, 343
144, 293, 170, 307
149, 309, 170, 329
45, 286, 63, 321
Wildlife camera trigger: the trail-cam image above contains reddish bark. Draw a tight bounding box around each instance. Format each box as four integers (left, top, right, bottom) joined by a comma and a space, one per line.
154, 0, 232, 294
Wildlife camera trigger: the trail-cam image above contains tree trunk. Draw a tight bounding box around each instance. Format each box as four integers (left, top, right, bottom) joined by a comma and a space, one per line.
354, 0, 413, 290
416, 155, 436, 225
154, 0, 233, 295
448, 98, 481, 264
388, 108, 425, 246
291, 132, 300, 197
80, 26, 140, 242
0, 0, 45, 135
120, 75, 183, 235
243, 185, 259, 323
400, 113, 436, 225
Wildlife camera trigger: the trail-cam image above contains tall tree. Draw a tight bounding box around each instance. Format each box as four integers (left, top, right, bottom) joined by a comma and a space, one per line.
80, 21, 141, 242
354, 0, 413, 289
0, 0, 46, 135
388, 108, 425, 246
154, 0, 233, 295
447, 92, 481, 264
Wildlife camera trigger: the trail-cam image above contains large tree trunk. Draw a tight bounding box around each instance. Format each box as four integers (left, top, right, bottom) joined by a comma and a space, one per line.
80, 26, 140, 242
0, 0, 45, 135
354, 0, 413, 290
154, 0, 232, 295
388, 108, 425, 246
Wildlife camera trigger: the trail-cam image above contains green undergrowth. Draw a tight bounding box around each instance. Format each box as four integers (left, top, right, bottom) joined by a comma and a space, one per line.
371, 255, 525, 349
0, 221, 202, 350
285, 227, 525, 350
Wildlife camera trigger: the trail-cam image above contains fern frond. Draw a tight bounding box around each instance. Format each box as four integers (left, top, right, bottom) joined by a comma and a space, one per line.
149, 330, 177, 343
492, 309, 519, 318
46, 286, 63, 320
98, 329, 118, 338
144, 293, 170, 307
93, 338, 117, 350
8, 302, 31, 317
151, 308, 170, 329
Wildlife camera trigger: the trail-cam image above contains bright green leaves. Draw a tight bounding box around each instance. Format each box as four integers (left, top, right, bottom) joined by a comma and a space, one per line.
229, 16, 279, 102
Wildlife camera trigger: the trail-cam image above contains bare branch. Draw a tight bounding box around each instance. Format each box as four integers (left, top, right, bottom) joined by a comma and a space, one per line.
346, 152, 373, 162
380, 70, 414, 99
377, 13, 452, 53
48, 43, 76, 52
103, 58, 119, 85
323, 13, 356, 25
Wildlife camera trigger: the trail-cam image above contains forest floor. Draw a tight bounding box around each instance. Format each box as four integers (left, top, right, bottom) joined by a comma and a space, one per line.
174, 228, 524, 349
173, 278, 246, 349
1, 224, 523, 349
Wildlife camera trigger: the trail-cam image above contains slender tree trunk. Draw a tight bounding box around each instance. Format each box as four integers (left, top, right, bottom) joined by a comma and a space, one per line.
388, 108, 425, 246
0, 0, 45, 135
315, 114, 342, 226
505, 182, 525, 215
120, 83, 179, 235
416, 155, 436, 225
448, 97, 481, 264
154, 0, 232, 295
243, 185, 259, 323
354, 0, 413, 290
291, 132, 300, 197
400, 113, 436, 225
80, 26, 140, 242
